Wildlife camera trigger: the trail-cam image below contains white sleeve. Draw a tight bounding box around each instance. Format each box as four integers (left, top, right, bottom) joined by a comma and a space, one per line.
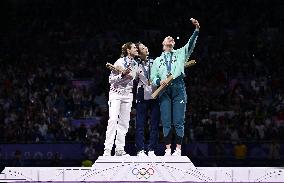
108, 59, 124, 84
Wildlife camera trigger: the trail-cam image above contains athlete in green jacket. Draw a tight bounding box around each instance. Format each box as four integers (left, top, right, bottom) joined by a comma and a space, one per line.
150, 18, 200, 156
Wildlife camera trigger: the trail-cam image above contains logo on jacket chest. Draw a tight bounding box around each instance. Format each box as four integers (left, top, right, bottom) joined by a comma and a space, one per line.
158, 55, 177, 69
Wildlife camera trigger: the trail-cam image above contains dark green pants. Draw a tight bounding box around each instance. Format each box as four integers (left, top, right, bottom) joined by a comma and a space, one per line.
159, 76, 187, 144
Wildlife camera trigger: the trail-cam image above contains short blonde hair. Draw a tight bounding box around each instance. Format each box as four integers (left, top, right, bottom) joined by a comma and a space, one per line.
162, 36, 175, 46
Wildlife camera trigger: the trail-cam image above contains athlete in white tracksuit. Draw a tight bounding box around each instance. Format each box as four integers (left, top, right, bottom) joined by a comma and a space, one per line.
103, 42, 139, 156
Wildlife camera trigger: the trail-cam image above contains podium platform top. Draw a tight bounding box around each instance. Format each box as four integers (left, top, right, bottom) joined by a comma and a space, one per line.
95, 156, 193, 163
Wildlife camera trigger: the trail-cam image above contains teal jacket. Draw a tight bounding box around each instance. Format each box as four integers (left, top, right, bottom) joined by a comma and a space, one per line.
151, 29, 199, 86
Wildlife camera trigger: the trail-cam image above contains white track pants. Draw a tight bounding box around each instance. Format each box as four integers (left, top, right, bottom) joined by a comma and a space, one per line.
104, 91, 133, 151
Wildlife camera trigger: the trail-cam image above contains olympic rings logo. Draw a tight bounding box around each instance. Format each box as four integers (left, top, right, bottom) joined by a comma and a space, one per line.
132, 167, 155, 179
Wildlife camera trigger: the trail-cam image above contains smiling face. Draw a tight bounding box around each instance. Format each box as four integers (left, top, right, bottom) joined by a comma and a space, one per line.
162, 36, 175, 52
127, 43, 138, 57
138, 43, 149, 58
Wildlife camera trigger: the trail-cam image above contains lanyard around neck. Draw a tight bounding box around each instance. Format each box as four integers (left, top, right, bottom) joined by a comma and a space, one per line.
124, 57, 132, 68
164, 52, 173, 74
141, 60, 150, 80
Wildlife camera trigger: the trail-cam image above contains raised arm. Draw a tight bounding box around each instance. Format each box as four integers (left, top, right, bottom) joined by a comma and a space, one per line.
176, 18, 200, 61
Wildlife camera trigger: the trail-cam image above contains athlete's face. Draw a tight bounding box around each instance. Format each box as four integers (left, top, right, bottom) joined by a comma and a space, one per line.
128, 44, 138, 57
162, 36, 175, 52
138, 43, 149, 57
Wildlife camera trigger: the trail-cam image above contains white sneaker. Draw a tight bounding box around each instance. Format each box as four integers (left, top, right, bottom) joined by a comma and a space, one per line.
115, 150, 130, 156
103, 149, 111, 156
164, 149, 171, 156
172, 148, 181, 156
137, 150, 147, 157
148, 151, 156, 157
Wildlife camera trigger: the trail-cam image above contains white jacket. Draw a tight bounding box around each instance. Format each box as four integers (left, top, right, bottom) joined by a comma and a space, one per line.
109, 57, 138, 95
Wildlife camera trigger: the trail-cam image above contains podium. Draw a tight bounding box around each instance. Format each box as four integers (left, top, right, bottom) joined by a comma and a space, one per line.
1, 156, 284, 182
86, 156, 206, 181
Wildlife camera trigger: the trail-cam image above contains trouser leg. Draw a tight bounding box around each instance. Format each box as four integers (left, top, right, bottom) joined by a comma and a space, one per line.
104, 93, 121, 150
135, 99, 147, 152
159, 90, 172, 145
115, 95, 133, 150
172, 84, 187, 144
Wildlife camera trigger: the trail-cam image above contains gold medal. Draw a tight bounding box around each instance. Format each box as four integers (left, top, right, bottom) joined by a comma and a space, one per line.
147, 80, 151, 85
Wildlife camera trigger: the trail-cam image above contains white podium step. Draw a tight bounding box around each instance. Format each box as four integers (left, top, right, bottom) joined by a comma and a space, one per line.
1, 156, 284, 182
89, 156, 198, 181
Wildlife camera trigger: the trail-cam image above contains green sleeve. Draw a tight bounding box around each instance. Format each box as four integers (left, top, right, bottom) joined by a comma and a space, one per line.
176, 30, 199, 61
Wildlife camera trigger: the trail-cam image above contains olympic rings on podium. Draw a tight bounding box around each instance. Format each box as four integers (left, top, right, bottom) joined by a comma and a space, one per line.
132, 167, 155, 179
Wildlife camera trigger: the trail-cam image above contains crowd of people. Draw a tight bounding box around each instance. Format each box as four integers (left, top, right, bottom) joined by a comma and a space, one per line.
0, 0, 283, 159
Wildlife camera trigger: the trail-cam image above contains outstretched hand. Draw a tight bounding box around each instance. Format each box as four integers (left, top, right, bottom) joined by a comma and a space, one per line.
190, 18, 200, 29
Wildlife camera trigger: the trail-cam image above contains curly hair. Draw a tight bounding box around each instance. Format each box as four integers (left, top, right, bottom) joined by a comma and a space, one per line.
135, 42, 142, 55
121, 42, 134, 57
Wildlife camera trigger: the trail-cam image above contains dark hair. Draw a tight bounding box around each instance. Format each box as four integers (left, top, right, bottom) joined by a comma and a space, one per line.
135, 42, 142, 55
121, 42, 134, 57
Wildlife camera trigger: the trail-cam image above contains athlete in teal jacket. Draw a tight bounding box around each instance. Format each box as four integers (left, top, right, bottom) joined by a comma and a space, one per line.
150, 18, 200, 156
